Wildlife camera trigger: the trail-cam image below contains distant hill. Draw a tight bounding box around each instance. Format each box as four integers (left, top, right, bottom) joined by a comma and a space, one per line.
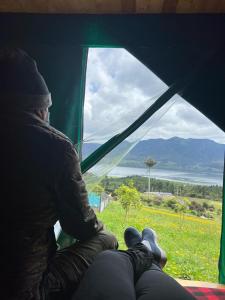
82, 137, 225, 173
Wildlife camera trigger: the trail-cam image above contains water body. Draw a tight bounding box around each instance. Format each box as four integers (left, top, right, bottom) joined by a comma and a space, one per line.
109, 166, 223, 186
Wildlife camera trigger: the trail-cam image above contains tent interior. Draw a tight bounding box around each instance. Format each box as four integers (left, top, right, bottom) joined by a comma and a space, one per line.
1, 0, 225, 291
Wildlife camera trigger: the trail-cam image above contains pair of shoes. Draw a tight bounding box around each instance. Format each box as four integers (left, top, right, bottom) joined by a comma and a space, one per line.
124, 227, 167, 268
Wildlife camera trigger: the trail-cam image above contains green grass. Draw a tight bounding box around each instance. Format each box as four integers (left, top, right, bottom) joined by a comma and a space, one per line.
97, 201, 221, 283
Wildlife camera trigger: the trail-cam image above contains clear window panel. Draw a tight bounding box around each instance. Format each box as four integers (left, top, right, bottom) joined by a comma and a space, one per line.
83, 48, 168, 156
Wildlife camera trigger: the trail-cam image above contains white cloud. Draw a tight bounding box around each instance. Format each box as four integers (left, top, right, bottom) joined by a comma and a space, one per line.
84, 48, 225, 144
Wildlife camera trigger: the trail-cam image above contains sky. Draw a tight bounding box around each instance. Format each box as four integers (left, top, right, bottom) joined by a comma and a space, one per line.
84, 48, 225, 144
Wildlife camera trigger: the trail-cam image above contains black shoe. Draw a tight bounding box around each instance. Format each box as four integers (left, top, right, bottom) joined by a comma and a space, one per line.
124, 227, 142, 249
142, 228, 167, 268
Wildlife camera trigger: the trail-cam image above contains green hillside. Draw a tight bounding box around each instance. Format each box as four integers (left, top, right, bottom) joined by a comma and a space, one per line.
97, 201, 221, 283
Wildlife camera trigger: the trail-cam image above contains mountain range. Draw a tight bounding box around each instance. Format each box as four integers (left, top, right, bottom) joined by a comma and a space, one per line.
82, 137, 225, 173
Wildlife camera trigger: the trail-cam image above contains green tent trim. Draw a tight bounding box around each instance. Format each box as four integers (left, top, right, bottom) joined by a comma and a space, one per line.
219, 159, 225, 283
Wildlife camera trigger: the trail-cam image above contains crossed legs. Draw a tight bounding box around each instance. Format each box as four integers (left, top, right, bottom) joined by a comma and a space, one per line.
73, 228, 195, 300
73, 250, 195, 300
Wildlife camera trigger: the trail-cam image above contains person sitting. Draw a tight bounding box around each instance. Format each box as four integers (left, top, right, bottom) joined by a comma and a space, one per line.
0, 47, 118, 300
73, 227, 195, 300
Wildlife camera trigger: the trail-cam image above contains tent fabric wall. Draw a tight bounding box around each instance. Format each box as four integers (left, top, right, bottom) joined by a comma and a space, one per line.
14, 45, 88, 153
0, 13, 224, 281
0, 14, 225, 132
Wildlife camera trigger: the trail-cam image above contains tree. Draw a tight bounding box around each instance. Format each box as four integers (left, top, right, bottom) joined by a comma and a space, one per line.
115, 181, 141, 219
144, 158, 157, 199
175, 197, 190, 225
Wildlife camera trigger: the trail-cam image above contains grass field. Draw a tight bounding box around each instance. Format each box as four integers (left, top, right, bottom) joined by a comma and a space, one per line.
97, 201, 221, 283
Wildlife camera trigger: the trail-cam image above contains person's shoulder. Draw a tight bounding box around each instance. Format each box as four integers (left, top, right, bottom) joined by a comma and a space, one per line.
44, 124, 75, 151
30, 117, 74, 150
46, 124, 71, 143
45, 125, 80, 166
29, 116, 77, 156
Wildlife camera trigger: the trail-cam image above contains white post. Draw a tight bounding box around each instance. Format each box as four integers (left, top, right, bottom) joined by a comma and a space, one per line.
148, 167, 151, 200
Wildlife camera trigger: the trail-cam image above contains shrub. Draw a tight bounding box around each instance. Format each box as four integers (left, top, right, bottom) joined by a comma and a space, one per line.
189, 201, 204, 213
208, 205, 215, 212
153, 198, 162, 206
166, 199, 177, 210
190, 210, 198, 216
140, 194, 153, 206
203, 211, 213, 219
202, 202, 209, 209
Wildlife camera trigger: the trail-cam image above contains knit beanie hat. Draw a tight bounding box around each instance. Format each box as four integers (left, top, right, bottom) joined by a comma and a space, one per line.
0, 47, 52, 111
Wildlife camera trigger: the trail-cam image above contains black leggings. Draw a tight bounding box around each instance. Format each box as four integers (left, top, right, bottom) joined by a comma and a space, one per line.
73, 250, 195, 300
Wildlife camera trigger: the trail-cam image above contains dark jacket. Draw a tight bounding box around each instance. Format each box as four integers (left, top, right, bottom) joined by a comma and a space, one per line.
0, 111, 102, 299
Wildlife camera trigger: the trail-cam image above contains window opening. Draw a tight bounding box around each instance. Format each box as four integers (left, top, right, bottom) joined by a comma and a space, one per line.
82, 48, 225, 283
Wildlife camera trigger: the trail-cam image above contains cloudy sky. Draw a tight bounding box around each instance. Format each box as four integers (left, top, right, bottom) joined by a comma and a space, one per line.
84, 48, 225, 144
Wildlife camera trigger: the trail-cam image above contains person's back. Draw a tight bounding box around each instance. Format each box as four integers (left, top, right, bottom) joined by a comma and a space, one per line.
0, 48, 117, 300
1, 110, 65, 298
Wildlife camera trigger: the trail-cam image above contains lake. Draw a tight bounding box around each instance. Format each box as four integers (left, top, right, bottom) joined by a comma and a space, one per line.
108, 166, 223, 186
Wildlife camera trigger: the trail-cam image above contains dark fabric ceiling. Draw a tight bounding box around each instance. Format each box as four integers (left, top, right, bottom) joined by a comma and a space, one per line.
0, 13, 224, 132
